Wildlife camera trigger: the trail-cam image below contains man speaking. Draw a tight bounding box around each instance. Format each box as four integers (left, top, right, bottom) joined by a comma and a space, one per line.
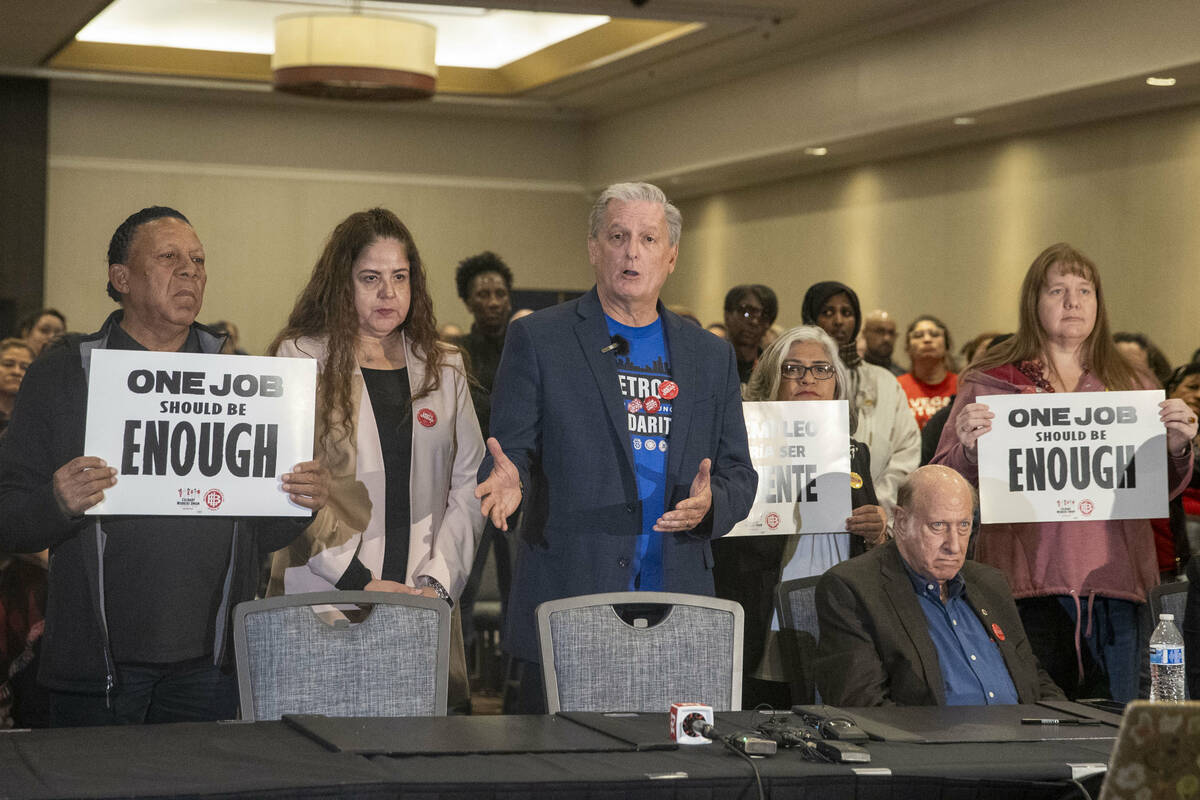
476, 182, 757, 712
0, 206, 328, 726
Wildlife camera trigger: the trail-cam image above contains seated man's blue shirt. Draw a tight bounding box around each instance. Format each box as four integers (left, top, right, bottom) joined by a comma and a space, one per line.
605, 315, 672, 591
902, 560, 1019, 705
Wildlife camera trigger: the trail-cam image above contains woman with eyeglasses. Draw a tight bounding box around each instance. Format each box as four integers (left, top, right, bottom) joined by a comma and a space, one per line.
713, 324, 886, 706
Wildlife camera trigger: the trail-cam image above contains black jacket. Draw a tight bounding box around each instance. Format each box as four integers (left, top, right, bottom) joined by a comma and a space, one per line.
815, 540, 1063, 706
713, 438, 878, 680
0, 311, 305, 695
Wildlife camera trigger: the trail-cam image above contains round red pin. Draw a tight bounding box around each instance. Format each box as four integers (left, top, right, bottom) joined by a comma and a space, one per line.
659, 380, 679, 400
417, 408, 437, 428
644, 396, 661, 414
991, 623, 1005, 641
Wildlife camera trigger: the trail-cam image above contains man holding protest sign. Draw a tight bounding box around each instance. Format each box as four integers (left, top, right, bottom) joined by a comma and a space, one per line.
932, 243, 1195, 702
475, 182, 757, 713
0, 206, 329, 726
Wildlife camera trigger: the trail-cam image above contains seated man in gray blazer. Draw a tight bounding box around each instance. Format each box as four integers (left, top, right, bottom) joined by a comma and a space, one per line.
815, 465, 1062, 706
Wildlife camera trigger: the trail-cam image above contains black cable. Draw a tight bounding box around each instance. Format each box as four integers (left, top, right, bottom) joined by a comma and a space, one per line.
1070, 777, 1096, 800
754, 719, 835, 763
721, 735, 766, 800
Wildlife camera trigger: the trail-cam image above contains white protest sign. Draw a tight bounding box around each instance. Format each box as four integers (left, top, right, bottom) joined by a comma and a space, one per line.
727, 400, 852, 536
83, 350, 316, 516
977, 390, 1167, 524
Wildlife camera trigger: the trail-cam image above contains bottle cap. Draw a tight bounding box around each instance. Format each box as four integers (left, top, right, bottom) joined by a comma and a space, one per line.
1160, 613, 1175, 621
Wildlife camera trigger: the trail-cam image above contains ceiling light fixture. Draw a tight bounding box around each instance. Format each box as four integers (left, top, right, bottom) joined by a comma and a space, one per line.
272, 12, 437, 100
1146, 76, 1176, 87
804, 146, 828, 156
953, 116, 976, 126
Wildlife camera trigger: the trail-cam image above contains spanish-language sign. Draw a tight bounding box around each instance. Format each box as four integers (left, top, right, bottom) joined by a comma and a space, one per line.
84, 350, 316, 516
977, 390, 1167, 524
727, 400, 852, 536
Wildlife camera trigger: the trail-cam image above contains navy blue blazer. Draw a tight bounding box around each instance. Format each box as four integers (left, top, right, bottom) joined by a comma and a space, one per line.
480, 288, 757, 661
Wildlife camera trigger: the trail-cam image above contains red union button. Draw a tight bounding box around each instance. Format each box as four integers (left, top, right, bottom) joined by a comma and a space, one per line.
659, 380, 679, 400
644, 397, 661, 414
991, 623, 1005, 641
417, 408, 437, 428
627, 398, 643, 413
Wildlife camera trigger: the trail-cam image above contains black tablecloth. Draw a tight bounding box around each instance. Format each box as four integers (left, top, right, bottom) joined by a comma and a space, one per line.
0, 710, 1114, 799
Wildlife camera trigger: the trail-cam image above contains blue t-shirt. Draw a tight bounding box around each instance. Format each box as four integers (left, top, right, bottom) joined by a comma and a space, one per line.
606, 315, 673, 591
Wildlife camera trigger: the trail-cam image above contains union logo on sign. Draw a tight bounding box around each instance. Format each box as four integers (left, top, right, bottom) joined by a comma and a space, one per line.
204, 489, 224, 510
766, 512, 780, 530
1079, 499, 1094, 516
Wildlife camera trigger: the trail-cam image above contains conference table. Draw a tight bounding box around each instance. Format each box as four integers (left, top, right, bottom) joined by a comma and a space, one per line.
0, 702, 1119, 799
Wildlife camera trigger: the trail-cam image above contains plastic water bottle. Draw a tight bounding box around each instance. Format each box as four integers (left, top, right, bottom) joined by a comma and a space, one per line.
1148, 613, 1186, 702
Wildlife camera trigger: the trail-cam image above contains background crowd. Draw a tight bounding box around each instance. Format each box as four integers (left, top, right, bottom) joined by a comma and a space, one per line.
2, 191, 1199, 727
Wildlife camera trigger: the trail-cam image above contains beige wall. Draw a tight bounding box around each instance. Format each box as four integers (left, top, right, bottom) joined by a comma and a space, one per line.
42, 82, 1200, 367
45, 83, 591, 354
669, 103, 1200, 367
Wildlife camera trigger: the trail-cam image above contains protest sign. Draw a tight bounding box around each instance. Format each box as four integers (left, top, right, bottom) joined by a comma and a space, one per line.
977, 390, 1167, 524
727, 400, 852, 536
83, 350, 316, 516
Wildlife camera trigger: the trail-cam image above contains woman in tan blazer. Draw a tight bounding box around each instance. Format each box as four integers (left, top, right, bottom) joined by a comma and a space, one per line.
268, 208, 486, 708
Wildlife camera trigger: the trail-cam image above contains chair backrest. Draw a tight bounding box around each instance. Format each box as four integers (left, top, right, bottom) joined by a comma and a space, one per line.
233, 591, 450, 721
774, 576, 822, 705
1150, 581, 1188, 627
537, 591, 743, 713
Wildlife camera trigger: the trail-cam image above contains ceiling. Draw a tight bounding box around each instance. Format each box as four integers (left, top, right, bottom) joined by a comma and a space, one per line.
0, 0, 1010, 113
2, 0, 1199, 198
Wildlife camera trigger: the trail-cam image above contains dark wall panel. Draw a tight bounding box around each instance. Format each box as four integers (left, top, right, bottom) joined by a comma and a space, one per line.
0, 77, 48, 337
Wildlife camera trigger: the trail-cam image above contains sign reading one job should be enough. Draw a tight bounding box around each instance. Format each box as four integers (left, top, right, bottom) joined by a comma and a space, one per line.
977, 390, 1168, 524
83, 350, 316, 517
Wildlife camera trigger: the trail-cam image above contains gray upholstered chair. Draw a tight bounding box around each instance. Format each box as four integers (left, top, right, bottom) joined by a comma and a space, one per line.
1150, 580, 1188, 626
775, 576, 822, 704
233, 591, 450, 721
536, 591, 743, 713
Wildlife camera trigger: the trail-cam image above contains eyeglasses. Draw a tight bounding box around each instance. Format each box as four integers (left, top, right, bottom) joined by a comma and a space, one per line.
735, 304, 766, 322
780, 362, 835, 381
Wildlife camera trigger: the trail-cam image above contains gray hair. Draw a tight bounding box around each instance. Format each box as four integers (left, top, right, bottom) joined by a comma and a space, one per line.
745, 324, 857, 435
588, 182, 682, 246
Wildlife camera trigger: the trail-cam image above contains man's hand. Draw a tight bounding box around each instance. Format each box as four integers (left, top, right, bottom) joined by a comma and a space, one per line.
475, 438, 522, 530
53, 456, 117, 518
654, 458, 712, 532
282, 460, 331, 511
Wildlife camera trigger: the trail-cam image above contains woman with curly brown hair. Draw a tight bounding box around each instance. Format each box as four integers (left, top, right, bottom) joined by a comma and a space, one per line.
268, 208, 485, 708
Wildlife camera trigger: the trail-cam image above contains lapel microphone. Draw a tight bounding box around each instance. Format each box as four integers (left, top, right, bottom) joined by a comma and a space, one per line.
600, 335, 629, 356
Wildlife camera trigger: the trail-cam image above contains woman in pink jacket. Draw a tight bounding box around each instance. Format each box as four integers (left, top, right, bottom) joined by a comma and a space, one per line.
932, 242, 1195, 702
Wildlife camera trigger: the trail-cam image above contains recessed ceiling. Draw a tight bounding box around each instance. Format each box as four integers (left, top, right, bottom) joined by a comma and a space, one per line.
76, 0, 612, 70
1, 0, 1198, 200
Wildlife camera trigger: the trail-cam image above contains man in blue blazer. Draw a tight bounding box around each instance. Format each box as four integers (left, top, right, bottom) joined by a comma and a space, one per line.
477, 182, 757, 711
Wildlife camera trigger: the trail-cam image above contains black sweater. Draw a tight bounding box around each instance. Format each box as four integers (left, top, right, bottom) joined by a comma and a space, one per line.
0, 312, 306, 694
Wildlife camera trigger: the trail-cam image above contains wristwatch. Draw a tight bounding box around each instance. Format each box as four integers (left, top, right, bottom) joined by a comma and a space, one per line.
416, 575, 452, 606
